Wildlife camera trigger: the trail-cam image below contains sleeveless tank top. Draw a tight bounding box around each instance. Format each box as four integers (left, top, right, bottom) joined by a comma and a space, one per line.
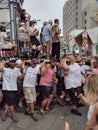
87, 102, 98, 120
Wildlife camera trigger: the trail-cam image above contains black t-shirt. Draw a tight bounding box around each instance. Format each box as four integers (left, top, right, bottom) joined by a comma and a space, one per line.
20, 14, 26, 22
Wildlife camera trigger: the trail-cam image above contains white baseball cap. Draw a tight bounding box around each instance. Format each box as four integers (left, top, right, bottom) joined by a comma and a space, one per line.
9, 58, 16, 62
16, 59, 22, 65
48, 20, 53, 23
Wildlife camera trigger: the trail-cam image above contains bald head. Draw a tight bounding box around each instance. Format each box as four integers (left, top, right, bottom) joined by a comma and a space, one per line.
69, 55, 75, 63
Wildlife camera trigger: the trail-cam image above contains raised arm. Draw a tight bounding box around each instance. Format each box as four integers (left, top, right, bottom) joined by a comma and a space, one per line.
40, 64, 48, 77
79, 93, 91, 106
0, 60, 5, 72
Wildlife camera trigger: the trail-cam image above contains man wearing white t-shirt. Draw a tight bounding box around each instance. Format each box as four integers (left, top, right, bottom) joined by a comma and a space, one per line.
0, 58, 23, 122
23, 58, 40, 121
64, 55, 83, 116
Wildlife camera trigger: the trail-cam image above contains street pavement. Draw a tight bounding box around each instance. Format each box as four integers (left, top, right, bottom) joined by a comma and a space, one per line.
0, 104, 88, 130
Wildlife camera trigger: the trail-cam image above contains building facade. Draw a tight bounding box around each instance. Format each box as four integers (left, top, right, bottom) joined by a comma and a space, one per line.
63, 0, 98, 36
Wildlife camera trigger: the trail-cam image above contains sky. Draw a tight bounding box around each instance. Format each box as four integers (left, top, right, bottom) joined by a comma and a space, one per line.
23, 0, 67, 33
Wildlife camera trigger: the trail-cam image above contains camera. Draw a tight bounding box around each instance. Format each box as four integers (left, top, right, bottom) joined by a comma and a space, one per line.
41, 55, 47, 59
4, 61, 10, 68
24, 62, 30, 67
40, 60, 44, 63
85, 60, 91, 66
45, 61, 51, 64
66, 60, 70, 65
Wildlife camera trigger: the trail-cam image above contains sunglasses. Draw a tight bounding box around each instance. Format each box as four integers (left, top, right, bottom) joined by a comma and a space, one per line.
33, 62, 37, 64
10, 60, 16, 63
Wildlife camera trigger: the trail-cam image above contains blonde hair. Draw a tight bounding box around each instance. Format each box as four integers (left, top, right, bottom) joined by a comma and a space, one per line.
85, 74, 98, 104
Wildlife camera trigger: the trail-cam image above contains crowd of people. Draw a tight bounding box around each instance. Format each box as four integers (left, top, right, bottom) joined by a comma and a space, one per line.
0, 8, 61, 60
19, 9, 61, 60
0, 54, 98, 129
0, 9, 98, 130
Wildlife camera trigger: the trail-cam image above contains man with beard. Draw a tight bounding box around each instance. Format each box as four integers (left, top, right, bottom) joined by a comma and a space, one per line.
23, 58, 41, 121
0, 58, 24, 122
39, 59, 58, 115
51, 19, 61, 60
64, 55, 83, 116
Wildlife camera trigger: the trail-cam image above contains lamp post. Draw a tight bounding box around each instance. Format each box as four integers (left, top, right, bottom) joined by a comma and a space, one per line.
9, 0, 22, 44
9, 0, 17, 44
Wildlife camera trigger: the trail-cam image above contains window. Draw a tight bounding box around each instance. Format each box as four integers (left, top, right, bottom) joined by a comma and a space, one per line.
76, 25, 78, 29
85, 20, 87, 24
85, 12, 87, 16
76, 0, 78, 3
85, 27, 87, 30
76, 12, 78, 16
76, 6, 78, 10
76, 18, 78, 22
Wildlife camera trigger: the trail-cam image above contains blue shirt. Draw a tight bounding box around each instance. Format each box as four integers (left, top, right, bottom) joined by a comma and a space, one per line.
42, 24, 52, 42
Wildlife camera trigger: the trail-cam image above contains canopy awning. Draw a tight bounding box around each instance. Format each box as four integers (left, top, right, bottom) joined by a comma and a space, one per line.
69, 29, 84, 37
87, 27, 98, 44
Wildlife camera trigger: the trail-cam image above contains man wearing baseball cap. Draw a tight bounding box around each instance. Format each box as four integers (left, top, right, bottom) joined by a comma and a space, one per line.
23, 58, 40, 121
0, 58, 23, 122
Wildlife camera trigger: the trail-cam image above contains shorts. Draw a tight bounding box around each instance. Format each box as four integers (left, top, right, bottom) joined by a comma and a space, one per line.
40, 85, 53, 100
36, 85, 41, 93
3, 91, 19, 106
46, 40, 52, 45
67, 86, 82, 105
52, 81, 57, 94
0, 42, 13, 49
23, 87, 36, 103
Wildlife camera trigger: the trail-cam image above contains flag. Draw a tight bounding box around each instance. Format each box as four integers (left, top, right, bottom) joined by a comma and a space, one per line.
65, 34, 72, 40
91, 17, 98, 24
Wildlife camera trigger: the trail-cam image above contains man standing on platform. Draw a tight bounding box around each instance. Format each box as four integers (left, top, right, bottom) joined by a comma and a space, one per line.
42, 20, 53, 59
52, 19, 61, 60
